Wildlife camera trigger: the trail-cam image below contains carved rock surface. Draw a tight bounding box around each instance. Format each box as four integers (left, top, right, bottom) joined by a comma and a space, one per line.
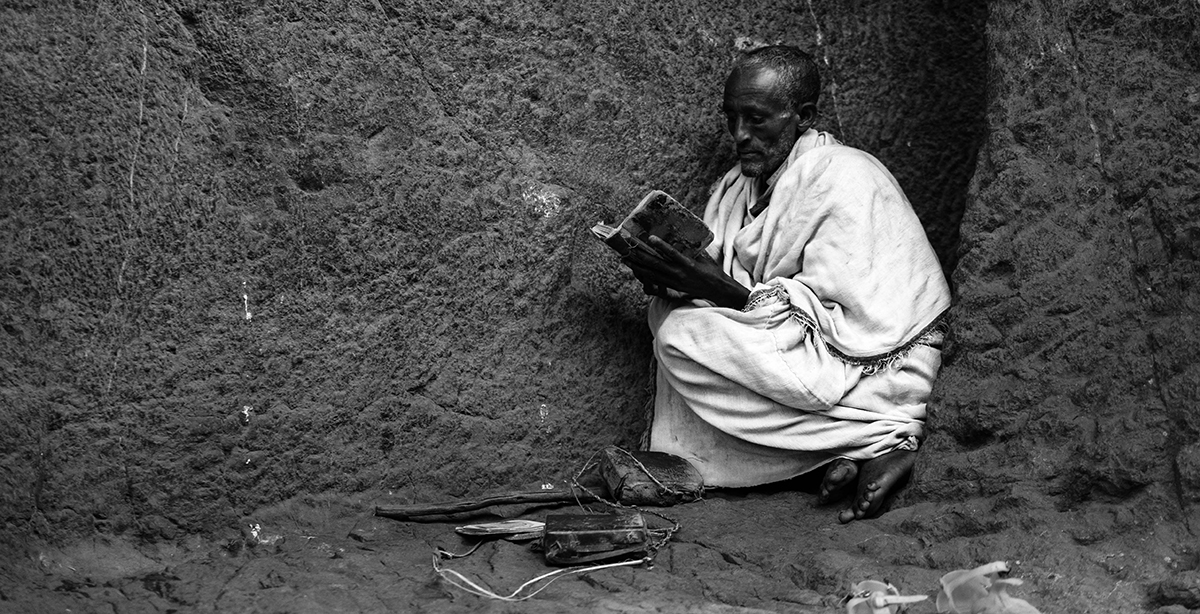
0, 0, 983, 540
914, 0, 1200, 532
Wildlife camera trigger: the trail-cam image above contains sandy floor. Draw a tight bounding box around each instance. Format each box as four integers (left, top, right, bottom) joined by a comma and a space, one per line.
4, 482, 1189, 614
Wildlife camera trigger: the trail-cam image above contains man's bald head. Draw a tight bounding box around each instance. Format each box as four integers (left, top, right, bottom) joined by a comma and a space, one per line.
731, 45, 821, 113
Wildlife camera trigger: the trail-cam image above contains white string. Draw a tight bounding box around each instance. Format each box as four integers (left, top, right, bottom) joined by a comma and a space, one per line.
432, 553, 649, 602
435, 541, 483, 559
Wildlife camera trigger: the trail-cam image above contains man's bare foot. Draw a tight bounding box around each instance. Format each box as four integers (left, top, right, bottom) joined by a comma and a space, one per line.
837, 449, 917, 523
818, 458, 858, 504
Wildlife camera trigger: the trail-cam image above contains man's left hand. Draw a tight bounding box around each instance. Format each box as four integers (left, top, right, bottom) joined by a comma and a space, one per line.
622, 236, 750, 310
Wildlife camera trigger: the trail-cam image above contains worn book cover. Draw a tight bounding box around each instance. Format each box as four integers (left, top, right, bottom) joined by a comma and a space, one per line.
542, 511, 648, 566
591, 190, 714, 258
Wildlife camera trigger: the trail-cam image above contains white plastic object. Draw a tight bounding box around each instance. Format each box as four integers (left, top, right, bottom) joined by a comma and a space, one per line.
936, 561, 1041, 613
846, 580, 929, 614
972, 578, 1043, 614
936, 561, 1009, 613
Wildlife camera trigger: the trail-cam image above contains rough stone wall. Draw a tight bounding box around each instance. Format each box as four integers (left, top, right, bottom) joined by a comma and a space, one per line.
916, 0, 1200, 534
0, 0, 984, 541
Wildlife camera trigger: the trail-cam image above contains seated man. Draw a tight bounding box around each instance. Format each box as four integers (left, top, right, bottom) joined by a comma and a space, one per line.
623, 45, 950, 523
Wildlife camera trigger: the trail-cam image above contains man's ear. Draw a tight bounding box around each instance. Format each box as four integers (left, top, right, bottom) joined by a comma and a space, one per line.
794, 102, 818, 130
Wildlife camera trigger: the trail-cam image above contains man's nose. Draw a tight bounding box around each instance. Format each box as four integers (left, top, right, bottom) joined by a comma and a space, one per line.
731, 119, 751, 145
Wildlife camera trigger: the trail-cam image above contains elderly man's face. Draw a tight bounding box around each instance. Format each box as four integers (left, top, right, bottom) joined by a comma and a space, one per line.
722, 66, 803, 178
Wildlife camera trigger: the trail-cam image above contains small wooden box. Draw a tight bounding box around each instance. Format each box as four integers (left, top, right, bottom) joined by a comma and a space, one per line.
542, 512, 647, 566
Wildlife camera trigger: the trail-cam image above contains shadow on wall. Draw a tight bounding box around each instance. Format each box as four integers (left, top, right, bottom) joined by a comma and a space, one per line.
688, 3, 988, 279
812, 2, 988, 278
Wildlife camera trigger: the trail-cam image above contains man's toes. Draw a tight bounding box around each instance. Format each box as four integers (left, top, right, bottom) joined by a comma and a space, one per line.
826, 459, 856, 485
832, 451, 917, 522
847, 482, 875, 511
819, 459, 858, 504
850, 450, 918, 520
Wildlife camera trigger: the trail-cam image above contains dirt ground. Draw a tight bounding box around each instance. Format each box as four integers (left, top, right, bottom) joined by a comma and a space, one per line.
4, 479, 1198, 614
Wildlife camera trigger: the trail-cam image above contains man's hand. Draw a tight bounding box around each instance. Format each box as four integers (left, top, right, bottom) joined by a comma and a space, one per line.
622, 236, 750, 310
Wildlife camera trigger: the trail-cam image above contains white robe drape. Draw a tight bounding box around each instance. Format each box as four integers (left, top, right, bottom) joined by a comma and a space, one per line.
647, 130, 951, 487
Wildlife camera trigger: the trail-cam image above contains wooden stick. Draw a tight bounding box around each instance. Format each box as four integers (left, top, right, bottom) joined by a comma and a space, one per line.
374, 488, 601, 520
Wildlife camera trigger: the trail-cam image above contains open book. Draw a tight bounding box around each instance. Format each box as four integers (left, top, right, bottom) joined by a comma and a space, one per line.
591, 190, 714, 259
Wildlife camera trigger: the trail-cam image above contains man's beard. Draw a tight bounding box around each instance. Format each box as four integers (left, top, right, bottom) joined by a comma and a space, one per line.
738, 138, 795, 178
739, 158, 770, 177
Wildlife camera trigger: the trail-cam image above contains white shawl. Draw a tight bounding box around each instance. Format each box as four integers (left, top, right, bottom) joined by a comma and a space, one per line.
703, 129, 950, 363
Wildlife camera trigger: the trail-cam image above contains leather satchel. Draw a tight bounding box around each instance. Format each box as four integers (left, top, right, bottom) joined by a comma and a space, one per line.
598, 446, 704, 506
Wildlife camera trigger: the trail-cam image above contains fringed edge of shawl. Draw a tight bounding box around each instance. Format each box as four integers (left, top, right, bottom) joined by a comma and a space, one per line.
787, 309, 950, 375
